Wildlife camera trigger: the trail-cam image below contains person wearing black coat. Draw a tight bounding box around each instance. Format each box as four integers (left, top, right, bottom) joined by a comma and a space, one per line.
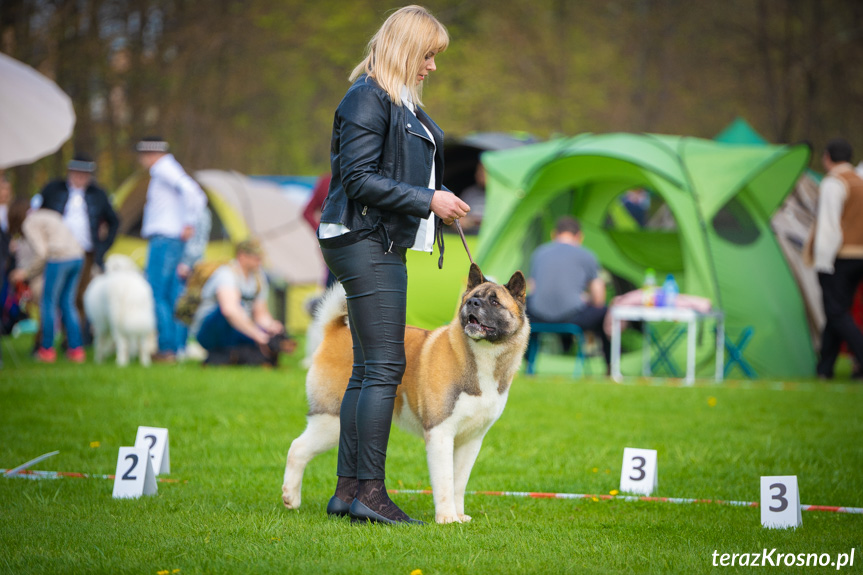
35, 155, 119, 328
316, 6, 469, 525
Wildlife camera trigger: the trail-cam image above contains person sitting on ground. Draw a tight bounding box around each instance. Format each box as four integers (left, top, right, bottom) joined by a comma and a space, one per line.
526, 215, 611, 371
190, 238, 293, 365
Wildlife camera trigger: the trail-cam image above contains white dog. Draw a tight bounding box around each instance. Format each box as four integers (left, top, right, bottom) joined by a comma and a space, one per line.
84, 254, 156, 367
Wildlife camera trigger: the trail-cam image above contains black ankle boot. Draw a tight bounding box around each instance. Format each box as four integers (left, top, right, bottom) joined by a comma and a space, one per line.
349, 479, 424, 525
327, 476, 357, 518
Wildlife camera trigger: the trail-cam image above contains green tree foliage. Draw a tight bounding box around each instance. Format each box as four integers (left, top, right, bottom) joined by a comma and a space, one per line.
1, 0, 862, 194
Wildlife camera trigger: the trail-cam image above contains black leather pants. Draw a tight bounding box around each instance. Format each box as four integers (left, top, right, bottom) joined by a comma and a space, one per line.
320, 236, 408, 480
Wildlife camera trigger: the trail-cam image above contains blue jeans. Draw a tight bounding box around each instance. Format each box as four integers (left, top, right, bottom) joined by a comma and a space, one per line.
196, 307, 255, 351
173, 275, 190, 351
146, 235, 185, 353
41, 258, 84, 350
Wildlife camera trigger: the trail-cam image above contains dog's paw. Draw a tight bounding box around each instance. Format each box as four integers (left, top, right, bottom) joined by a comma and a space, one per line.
281, 485, 300, 509
457, 514, 472, 523
435, 513, 461, 524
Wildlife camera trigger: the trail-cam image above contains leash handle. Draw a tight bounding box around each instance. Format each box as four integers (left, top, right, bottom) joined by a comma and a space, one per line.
454, 219, 475, 265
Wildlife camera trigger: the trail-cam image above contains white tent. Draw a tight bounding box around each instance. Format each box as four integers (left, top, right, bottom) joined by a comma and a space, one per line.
194, 170, 324, 284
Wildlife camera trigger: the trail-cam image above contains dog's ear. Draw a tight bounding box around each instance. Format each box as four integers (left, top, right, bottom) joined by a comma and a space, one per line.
467, 263, 486, 290
505, 270, 526, 304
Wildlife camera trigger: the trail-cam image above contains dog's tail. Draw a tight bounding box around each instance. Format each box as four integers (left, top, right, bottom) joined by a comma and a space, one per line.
301, 282, 347, 368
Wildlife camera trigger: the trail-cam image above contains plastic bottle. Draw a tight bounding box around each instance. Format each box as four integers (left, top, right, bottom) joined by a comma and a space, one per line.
642, 268, 657, 307
661, 273, 679, 308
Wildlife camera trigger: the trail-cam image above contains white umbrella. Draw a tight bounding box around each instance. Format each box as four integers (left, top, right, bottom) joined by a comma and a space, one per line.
0, 52, 76, 169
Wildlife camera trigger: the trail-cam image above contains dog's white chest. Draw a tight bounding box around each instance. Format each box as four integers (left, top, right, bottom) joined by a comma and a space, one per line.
442, 344, 511, 439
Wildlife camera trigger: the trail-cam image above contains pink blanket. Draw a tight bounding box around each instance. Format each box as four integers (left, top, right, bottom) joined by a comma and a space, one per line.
603, 289, 714, 335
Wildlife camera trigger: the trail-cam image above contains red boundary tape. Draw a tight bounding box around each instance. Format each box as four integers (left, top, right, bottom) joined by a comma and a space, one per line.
6, 470, 859, 514
388, 489, 863, 515
2, 468, 183, 483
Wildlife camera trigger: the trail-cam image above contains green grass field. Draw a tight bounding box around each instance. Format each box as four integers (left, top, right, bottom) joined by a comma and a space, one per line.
1, 335, 862, 574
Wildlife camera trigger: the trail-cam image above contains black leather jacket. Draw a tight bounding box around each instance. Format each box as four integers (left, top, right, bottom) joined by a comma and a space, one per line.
319, 75, 446, 251
38, 179, 119, 269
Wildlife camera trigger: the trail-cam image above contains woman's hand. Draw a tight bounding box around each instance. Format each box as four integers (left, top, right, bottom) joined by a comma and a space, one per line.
430, 190, 470, 225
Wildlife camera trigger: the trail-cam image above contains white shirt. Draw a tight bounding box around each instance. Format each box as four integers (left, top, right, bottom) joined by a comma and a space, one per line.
0, 204, 8, 233
813, 163, 853, 273
141, 154, 207, 239
318, 86, 436, 253
63, 185, 92, 252
402, 86, 436, 253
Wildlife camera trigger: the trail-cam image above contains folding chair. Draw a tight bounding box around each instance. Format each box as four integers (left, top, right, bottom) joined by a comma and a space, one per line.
648, 324, 687, 377
525, 323, 590, 377
724, 326, 756, 379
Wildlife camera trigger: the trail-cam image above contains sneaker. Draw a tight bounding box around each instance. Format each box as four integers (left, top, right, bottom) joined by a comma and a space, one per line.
66, 347, 86, 363
36, 348, 57, 363
151, 351, 177, 364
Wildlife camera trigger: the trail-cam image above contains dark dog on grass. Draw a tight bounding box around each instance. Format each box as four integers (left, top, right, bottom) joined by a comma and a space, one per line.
204, 332, 297, 367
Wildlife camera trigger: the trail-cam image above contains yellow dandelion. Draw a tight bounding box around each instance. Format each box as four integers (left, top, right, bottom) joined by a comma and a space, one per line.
90, 441, 100, 448
411, 570, 423, 575
172, 571, 181, 574
592, 467, 598, 473
609, 490, 619, 496
708, 396, 718, 407
591, 496, 599, 502
157, 571, 169, 575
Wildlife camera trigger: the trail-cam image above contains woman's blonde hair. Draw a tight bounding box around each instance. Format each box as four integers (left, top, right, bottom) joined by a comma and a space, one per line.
349, 5, 449, 107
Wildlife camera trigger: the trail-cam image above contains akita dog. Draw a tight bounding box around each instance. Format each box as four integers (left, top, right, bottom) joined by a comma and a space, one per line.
282, 264, 529, 523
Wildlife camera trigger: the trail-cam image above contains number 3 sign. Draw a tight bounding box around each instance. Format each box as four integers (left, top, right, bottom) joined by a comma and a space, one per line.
112, 446, 157, 499
760, 476, 802, 528
619, 448, 658, 495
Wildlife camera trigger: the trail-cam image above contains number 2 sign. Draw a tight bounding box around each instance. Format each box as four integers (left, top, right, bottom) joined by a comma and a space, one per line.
760, 476, 802, 528
134, 426, 170, 475
619, 448, 658, 496
112, 446, 157, 499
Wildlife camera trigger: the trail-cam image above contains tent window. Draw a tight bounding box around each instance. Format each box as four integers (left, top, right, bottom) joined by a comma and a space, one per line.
208, 207, 230, 241
604, 189, 677, 232
712, 197, 761, 245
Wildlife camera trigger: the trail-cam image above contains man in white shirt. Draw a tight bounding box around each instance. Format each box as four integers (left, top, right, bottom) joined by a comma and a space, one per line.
809, 138, 863, 379
137, 137, 207, 362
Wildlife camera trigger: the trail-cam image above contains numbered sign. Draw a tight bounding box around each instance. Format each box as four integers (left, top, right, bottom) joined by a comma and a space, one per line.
112, 447, 157, 499
134, 426, 170, 475
619, 447, 658, 495
760, 476, 802, 529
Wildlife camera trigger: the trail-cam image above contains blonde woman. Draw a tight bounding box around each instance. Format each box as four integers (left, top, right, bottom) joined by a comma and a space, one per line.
316, 5, 469, 525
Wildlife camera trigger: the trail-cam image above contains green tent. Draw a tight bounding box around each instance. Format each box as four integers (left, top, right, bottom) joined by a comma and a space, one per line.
714, 117, 769, 146
476, 132, 814, 378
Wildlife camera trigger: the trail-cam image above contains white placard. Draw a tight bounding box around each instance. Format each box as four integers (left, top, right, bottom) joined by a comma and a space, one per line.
760, 476, 802, 529
134, 426, 170, 475
112, 447, 157, 499
620, 447, 658, 495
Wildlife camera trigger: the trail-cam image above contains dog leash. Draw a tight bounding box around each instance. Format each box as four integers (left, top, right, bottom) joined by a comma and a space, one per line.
454, 219, 475, 265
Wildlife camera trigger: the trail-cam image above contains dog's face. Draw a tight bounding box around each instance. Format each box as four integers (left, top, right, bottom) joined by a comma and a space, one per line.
459, 264, 527, 343
104, 254, 141, 274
